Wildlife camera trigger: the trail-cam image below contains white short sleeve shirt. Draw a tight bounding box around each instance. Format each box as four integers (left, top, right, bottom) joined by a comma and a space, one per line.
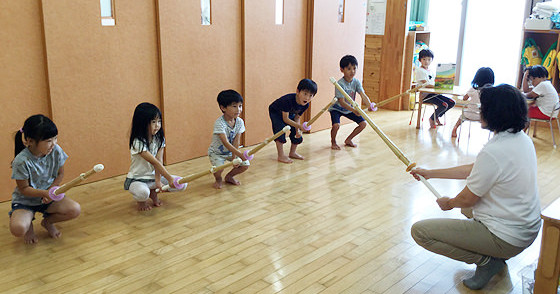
466, 131, 541, 247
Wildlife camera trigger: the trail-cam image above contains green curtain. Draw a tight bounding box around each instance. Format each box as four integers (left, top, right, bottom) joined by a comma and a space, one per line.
410, 0, 429, 22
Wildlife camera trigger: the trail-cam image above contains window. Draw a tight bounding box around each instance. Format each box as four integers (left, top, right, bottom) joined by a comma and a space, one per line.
201, 0, 211, 25
275, 0, 284, 25
460, 0, 525, 86
426, 0, 525, 86
338, 0, 345, 23
100, 0, 115, 26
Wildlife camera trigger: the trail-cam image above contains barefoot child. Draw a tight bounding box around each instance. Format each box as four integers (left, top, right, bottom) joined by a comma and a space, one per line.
268, 78, 317, 163
208, 90, 250, 189
10, 115, 81, 244
124, 103, 184, 211
329, 55, 375, 149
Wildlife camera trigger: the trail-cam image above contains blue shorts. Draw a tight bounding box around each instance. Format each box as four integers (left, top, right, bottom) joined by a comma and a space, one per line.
9, 202, 52, 219
329, 109, 365, 125
268, 107, 303, 145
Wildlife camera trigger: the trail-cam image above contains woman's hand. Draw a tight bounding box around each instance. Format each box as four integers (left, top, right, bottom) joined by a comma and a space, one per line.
436, 197, 453, 211
410, 168, 431, 180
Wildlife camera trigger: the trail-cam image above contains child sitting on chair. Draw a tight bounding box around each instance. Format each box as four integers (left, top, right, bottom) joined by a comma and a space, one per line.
522, 65, 560, 120
451, 67, 494, 137
415, 49, 456, 128
208, 90, 249, 189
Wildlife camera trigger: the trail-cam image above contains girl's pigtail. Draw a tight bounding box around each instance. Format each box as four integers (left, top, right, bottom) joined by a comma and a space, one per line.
14, 129, 25, 157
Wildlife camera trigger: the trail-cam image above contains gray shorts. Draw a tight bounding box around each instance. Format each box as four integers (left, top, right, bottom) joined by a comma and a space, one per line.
208, 152, 250, 168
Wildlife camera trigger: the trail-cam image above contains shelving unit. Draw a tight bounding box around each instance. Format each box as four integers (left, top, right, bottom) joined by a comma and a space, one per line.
401, 31, 430, 110
517, 29, 560, 92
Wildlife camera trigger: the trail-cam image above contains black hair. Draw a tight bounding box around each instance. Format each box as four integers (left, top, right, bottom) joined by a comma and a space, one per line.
14, 114, 58, 157
297, 78, 318, 95
418, 49, 434, 60
479, 84, 528, 133
471, 67, 495, 89
217, 90, 243, 110
525, 65, 548, 79
129, 102, 164, 150
340, 55, 358, 69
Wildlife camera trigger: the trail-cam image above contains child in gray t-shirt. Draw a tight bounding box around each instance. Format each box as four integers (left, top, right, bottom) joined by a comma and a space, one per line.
10, 115, 81, 244
329, 55, 375, 150
208, 90, 249, 189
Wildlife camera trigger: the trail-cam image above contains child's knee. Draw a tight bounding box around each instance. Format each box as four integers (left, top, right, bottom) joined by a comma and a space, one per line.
129, 182, 151, 202
332, 123, 340, 130
358, 121, 367, 129
10, 222, 28, 237
67, 202, 81, 219
131, 188, 150, 202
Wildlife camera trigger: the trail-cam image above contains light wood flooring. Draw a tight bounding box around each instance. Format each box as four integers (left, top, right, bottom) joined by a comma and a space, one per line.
1, 108, 559, 294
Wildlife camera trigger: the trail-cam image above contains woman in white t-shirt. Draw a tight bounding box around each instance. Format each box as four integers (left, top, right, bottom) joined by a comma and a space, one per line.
451, 67, 494, 137
410, 85, 541, 290
522, 65, 560, 119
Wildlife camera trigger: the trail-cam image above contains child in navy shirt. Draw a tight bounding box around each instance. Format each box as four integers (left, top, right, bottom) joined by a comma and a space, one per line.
268, 79, 317, 163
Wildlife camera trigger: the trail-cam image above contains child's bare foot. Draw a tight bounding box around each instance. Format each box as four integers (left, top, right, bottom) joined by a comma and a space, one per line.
277, 156, 293, 164
41, 218, 61, 239
23, 223, 38, 244
137, 201, 152, 211
225, 175, 241, 185
213, 178, 224, 189
331, 143, 341, 150
289, 152, 304, 160
149, 193, 162, 207
344, 139, 357, 147
429, 118, 436, 128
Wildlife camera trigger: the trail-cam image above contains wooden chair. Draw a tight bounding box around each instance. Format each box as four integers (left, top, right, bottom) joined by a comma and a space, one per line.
526, 101, 560, 147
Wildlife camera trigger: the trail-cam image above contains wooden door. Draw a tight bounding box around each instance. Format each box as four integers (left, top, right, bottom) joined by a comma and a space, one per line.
309, 0, 367, 132
243, 0, 309, 145
158, 0, 243, 164
41, 0, 161, 180
0, 1, 50, 201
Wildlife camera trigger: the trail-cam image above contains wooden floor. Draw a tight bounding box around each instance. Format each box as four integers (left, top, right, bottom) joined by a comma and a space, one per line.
1, 108, 559, 294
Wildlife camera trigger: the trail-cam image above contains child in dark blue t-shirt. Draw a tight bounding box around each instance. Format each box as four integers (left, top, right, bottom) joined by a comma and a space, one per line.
268, 79, 317, 164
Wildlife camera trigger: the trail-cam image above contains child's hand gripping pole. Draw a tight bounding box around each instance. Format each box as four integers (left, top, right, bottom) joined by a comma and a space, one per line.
242, 125, 291, 160
48, 164, 105, 201
374, 82, 427, 108
329, 77, 442, 199
302, 98, 338, 131
157, 158, 243, 192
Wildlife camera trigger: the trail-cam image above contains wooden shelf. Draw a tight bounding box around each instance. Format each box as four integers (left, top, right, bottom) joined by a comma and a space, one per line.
517, 29, 560, 92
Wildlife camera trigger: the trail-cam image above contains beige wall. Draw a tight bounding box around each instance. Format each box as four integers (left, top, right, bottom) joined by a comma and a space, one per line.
0, 1, 51, 201
309, 0, 367, 131
41, 0, 161, 186
158, 0, 243, 164
0, 0, 368, 202
243, 0, 309, 146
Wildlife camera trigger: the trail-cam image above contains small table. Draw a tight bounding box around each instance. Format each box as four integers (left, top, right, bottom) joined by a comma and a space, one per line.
534, 198, 560, 293
415, 86, 466, 129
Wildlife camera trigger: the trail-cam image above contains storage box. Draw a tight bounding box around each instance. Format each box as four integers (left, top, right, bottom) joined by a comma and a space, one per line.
525, 18, 553, 30
519, 262, 560, 293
